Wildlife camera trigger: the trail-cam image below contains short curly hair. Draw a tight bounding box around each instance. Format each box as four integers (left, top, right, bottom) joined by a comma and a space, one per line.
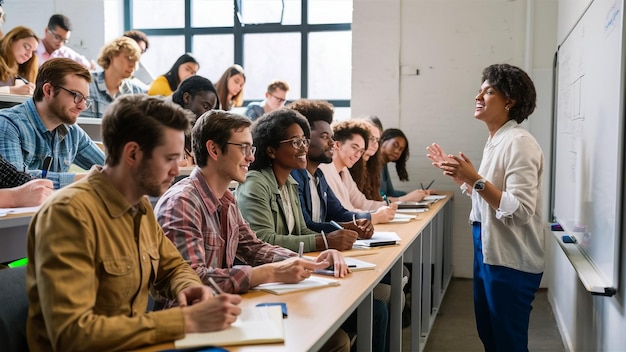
332, 119, 370, 150
481, 63, 536, 123
286, 99, 333, 129
97, 37, 141, 70
250, 108, 310, 170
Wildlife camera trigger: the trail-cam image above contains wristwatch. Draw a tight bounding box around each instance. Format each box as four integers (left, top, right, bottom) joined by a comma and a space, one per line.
473, 178, 487, 192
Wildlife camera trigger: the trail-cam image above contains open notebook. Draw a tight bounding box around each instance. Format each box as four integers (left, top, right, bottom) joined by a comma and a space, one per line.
253, 276, 340, 295
354, 231, 401, 248
303, 256, 377, 274
174, 305, 284, 348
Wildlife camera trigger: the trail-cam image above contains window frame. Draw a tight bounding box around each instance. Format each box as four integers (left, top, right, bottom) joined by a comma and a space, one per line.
123, 0, 351, 108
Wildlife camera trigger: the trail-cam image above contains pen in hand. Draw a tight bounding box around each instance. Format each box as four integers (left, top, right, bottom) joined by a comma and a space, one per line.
41, 156, 52, 179
352, 214, 357, 226
298, 241, 304, 258
16, 75, 29, 84
421, 179, 435, 190
381, 191, 390, 205
207, 277, 225, 295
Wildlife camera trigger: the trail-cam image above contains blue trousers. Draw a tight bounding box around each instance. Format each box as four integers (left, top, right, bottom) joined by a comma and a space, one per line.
472, 222, 542, 352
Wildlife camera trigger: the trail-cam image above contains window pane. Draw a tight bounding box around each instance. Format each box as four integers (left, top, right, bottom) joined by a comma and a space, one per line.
238, 0, 284, 24
191, 0, 234, 27
192, 35, 235, 84
309, 0, 352, 24
282, 0, 302, 25
133, 0, 185, 28
243, 33, 301, 100
140, 36, 186, 81
333, 107, 352, 122
308, 31, 351, 100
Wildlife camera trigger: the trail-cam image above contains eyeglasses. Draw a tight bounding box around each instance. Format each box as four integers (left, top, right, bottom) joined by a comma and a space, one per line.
279, 137, 310, 149
349, 144, 366, 157
48, 28, 69, 44
226, 142, 256, 157
269, 94, 286, 104
369, 136, 380, 144
55, 86, 93, 109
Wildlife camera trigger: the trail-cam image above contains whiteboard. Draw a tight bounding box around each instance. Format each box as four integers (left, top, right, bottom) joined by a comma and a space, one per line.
553, 0, 624, 290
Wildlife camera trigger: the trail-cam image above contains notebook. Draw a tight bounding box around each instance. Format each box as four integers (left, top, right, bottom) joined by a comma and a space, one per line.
396, 201, 432, 209
304, 256, 377, 273
174, 305, 284, 348
388, 213, 417, 223
253, 276, 340, 295
354, 231, 401, 248
423, 194, 447, 201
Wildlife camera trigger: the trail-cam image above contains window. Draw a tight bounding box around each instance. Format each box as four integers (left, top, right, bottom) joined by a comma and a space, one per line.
124, 0, 352, 113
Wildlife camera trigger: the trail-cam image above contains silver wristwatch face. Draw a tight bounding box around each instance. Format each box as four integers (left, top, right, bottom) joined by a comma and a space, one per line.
474, 180, 486, 191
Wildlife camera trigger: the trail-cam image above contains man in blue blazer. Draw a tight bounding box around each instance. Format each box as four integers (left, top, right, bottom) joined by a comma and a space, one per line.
287, 99, 373, 238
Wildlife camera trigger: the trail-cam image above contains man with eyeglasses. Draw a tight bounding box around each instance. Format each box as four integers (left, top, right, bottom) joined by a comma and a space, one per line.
80, 37, 146, 119
0, 58, 104, 187
244, 79, 290, 121
154, 110, 348, 299
35, 14, 94, 70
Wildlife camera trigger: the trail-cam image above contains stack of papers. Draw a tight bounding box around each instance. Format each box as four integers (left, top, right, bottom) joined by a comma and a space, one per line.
174, 305, 284, 348
0, 206, 40, 217
388, 213, 417, 223
253, 276, 340, 295
304, 256, 377, 273
354, 231, 401, 248
423, 194, 447, 201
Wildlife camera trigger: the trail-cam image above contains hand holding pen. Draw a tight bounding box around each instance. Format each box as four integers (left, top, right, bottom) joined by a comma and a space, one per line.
11, 76, 35, 95
331, 218, 374, 239
324, 224, 358, 251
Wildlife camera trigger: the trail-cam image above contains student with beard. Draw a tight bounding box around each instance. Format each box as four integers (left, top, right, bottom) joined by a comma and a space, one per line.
0, 58, 104, 183
286, 99, 374, 237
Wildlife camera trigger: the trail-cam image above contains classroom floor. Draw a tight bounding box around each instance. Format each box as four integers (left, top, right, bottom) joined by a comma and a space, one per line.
402, 278, 566, 352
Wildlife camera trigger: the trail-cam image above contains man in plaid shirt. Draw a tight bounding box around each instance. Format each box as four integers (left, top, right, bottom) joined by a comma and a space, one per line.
155, 110, 350, 295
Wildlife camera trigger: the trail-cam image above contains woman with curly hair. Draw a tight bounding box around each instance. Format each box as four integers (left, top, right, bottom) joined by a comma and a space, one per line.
0, 26, 38, 95
428, 63, 543, 351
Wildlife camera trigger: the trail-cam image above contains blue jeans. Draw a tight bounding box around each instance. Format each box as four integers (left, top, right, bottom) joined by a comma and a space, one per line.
341, 298, 388, 352
472, 222, 542, 352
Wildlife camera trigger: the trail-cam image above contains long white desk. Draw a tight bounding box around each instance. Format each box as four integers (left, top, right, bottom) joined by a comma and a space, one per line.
131, 192, 454, 352
0, 193, 453, 351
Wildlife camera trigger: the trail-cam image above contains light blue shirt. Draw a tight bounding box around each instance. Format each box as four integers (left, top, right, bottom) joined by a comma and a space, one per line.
80, 70, 146, 118
0, 98, 105, 177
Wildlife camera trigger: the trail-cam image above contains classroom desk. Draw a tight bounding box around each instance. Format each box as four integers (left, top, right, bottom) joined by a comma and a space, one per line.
0, 212, 32, 263
132, 192, 454, 352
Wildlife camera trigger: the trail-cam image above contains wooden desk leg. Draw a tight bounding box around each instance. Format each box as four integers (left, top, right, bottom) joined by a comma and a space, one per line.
389, 258, 404, 351
356, 291, 373, 352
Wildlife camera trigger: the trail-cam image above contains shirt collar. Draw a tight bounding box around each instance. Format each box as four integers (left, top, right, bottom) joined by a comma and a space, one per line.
88, 166, 148, 218
487, 119, 518, 148
189, 166, 235, 213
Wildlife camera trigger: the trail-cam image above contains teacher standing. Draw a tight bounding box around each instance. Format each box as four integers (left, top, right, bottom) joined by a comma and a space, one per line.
427, 63, 544, 352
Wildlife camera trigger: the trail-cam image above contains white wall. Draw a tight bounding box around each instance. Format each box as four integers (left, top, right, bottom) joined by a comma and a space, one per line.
2, 0, 122, 64
353, 0, 557, 279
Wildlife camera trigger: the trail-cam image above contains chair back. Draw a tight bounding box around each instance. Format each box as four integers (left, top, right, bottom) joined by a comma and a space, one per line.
0, 266, 29, 352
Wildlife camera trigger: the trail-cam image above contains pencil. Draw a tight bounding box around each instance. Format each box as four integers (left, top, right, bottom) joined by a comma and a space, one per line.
207, 277, 224, 294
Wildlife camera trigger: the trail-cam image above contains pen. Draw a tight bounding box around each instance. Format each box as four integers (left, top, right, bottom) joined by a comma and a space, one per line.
207, 277, 224, 294
380, 191, 390, 206
423, 179, 435, 190
329, 220, 343, 230
352, 214, 357, 226
16, 75, 29, 84
298, 241, 304, 258
41, 156, 52, 179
